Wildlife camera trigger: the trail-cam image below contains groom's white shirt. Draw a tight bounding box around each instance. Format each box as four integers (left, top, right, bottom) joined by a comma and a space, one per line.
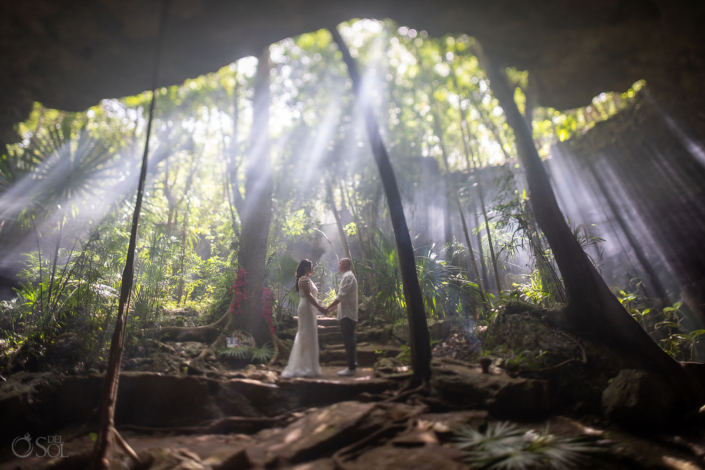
336, 270, 358, 321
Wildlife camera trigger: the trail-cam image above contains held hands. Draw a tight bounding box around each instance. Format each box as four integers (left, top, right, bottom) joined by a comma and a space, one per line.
317, 304, 334, 314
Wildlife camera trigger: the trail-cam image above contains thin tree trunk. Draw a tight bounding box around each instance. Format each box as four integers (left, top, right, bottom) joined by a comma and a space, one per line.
325, 175, 352, 260
432, 111, 485, 306
342, 179, 367, 263
474, 208, 490, 288
31, 213, 44, 315
430, 111, 455, 262
91, 3, 167, 467
176, 209, 189, 306
476, 179, 502, 294
331, 27, 432, 384
46, 212, 64, 323
454, 105, 487, 298
476, 44, 697, 402
460, 111, 502, 293
218, 110, 238, 234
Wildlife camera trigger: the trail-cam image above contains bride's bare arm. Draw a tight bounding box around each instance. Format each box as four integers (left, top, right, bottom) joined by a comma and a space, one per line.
300, 277, 325, 312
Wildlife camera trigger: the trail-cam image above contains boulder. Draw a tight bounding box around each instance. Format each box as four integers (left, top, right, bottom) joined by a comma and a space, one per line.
394, 317, 468, 344
430, 358, 550, 420
262, 401, 380, 464
428, 317, 470, 341
602, 369, 677, 429
392, 323, 410, 344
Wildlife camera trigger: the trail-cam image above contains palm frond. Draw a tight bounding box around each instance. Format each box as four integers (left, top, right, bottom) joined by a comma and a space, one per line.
454, 422, 608, 470
249, 342, 275, 363
217, 346, 252, 359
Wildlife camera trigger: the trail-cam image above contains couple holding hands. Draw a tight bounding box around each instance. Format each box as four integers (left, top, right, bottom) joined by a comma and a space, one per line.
281, 258, 358, 378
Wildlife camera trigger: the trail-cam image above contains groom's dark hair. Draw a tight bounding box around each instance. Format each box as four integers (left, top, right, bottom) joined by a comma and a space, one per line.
295, 259, 313, 291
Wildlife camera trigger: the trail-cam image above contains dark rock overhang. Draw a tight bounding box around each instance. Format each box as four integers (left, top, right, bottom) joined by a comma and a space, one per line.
1, 0, 704, 143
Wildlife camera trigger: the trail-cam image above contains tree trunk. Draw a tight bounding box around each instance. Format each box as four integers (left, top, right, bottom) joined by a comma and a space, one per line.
459, 110, 503, 294
476, 179, 502, 294
91, 2, 167, 462
430, 111, 455, 263
176, 210, 188, 306
226, 47, 274, 348
331, 27, 432, 384
342, 178, 367, 263
325, 175, 352, 260
432, 110, 485, 308
476, 45, 698, 403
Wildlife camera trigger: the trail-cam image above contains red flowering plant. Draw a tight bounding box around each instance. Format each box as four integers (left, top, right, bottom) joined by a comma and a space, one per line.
227, 269, 276, 335
228, 269, 248, 315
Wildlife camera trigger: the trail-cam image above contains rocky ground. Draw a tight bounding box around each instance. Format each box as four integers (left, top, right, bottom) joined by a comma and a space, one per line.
1, 306, 704, 469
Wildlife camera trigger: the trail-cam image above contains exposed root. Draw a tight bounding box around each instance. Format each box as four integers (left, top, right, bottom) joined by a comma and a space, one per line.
113, 428, 142, 464
117, 409, 306, 436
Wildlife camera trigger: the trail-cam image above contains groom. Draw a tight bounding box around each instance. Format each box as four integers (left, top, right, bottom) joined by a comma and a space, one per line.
325, 258, 358, 376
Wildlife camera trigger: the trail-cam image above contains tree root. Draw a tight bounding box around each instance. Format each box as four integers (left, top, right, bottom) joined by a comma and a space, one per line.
117, 409, 306, 436
113, 428, 142, 464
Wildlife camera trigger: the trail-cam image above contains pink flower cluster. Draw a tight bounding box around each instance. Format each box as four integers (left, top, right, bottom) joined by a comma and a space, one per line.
227, 269, 276, 334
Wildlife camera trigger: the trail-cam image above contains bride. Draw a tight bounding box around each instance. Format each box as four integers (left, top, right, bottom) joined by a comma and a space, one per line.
281, 259, 326, 378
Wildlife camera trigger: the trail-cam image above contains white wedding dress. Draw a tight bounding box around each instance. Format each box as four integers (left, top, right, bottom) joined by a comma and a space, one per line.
281, 276, 321, 378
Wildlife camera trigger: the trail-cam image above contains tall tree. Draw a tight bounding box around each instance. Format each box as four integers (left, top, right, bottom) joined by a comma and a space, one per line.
91, 2, 168, 466
475, 44, 699, 403
331, 27, 432, 384
151, 47, 273, 349
226, 47, 274, 347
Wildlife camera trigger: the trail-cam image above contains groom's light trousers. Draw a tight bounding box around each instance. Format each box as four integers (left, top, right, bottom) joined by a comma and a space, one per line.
340, 318, 357, 370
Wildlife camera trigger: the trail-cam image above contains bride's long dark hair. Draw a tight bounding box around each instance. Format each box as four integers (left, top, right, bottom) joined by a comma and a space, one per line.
295, 259, 313, 291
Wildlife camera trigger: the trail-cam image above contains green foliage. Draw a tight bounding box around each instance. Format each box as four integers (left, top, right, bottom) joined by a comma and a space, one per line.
0, 19, 654, 375
504, 350, 547, 372
359, 231, 482, 323
395, 338, 441, 365
454, 422, 608, 469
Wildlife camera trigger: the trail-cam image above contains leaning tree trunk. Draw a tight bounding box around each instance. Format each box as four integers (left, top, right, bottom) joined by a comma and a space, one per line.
476, 45, 699, 403
331, 27, 432, 384
91, 3, 167, 465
